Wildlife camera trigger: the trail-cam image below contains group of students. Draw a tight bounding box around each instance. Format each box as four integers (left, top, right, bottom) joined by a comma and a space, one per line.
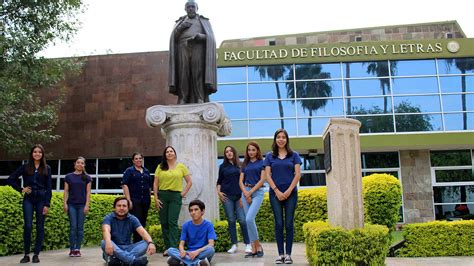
6, 128, 301, 265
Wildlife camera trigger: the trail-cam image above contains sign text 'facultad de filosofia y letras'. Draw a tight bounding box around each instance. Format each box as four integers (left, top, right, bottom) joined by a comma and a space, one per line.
222, 43, 444, 61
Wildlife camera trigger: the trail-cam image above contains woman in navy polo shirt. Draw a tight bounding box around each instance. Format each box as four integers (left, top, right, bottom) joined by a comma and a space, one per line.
264, 129, 302, 264
216, 145, 251, 254
63, 156, 91, 257
121, 152, 153, 243
7, 144, 52, 264
239, 141, 266, 258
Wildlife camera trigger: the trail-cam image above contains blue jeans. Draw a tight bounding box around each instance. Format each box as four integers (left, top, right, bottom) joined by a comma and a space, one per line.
269, 189, 298, 255
222, 195, 249, 244
68, 203, 85, 250
23, 197, 46, 255
242, 187, 264, 242
167, 246, 215, 266
101, 240, 148, 264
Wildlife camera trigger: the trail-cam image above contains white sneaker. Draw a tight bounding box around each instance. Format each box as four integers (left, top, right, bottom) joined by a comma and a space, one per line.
245, 244, 252, 253
227, 244, 238, 253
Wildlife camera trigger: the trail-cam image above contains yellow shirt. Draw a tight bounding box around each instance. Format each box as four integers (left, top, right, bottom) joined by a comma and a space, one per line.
154, 163, 189, 192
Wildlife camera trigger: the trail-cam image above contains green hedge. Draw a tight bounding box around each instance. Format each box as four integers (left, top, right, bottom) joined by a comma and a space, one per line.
303, 221, 390, 265
220, 174, 401, 242
148, 221, 234, 253
397, 220, 474, 257
0, 186, 159, 256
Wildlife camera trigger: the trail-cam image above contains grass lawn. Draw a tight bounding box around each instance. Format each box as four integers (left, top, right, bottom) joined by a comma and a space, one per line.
391, 230, 404, 245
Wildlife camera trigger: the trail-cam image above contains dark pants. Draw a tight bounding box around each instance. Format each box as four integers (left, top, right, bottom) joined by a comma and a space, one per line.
130, 199, 150, 243
23, 197, 46, 255
177, 40, 206, 103
158, 190, 182, 249
269, 190, 298, 256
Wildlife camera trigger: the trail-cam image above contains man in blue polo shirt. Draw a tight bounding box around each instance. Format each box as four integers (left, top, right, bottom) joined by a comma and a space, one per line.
167, 199, 216, 266
102, 196, 156, 265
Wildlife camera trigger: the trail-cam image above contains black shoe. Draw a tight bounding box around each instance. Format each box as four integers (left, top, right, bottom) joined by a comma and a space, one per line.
107, 256, 123, 266
167, 257, 181, 265
132, 256, 148, 265
20, 255, 30, 263
244, 252, 257, 258
32, 254, 40, 263
256, 247, 264, 257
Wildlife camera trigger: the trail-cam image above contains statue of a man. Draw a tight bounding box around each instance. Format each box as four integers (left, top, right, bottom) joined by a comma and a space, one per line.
169, 0, 217, 104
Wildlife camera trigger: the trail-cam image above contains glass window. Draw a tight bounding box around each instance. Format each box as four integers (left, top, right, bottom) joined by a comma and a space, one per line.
439, 76, 474, 93
222, 102, 247, 119
211, 84, 247, 101
227, 120, 249, 138
248, 65, 293, 82
345, 79, 390, 96
443, 113, 474, 131
249, 119, 296, 137
144, 156, 161, 174
297, 118, 330, 136
0, 179, 8, 186
391, 77, 439, 95
350, 115, 394, 133
395, 114, 441, 132
0, 161, 23, 175
98, 158, 131, 175
433, 186, 474, 203
295, 63, 341, 79
430, 150, 472, 167
361, 152, 399, 168
248, 82, 292, 100
442, 94, 474, 112
343, 61, 389, 78
435, 169, 474, 183
297, 98, 344, 117
347, 96, 393, 114
393, 96, 441, 113
362, 171, 399, 178
300, 154, 325, 170
217, 67, 246, 83
434, 203, 473, 220
47, 160, 59, 175
295, 80, 342, 98
437, 58, 474, 75
249, 100, 296, 119
98, 177, 123, 189
60, 158, 96, 175
392, 59, 436, 76
300, 173, 326, 186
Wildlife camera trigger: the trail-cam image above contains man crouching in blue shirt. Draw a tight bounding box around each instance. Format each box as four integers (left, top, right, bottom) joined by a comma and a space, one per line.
102, 196, 156, 265
167, 199, 216, 266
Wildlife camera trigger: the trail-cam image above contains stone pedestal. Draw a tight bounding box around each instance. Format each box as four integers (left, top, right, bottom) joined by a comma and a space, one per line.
145, 102, 231, 224
323, 118, 364, 230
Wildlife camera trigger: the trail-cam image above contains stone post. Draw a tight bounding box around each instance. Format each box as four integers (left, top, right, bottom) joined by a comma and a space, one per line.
145, 102, 231, 224
323, 118, 364, 230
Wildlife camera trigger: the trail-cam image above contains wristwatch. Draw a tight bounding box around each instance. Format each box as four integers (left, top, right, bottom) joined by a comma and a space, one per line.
148, 241, 155, 245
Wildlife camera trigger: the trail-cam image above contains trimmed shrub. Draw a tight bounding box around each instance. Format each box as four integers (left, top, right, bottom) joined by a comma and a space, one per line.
148, 221, 235, 253
303, 221, 390, 265
0, 186, 160, 256
363, 174, 402, 231
398, 220, 474, 257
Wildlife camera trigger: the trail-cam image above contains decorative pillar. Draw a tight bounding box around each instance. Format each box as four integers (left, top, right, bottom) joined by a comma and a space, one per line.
323, 118, 364, 230
145, 102, 231, 224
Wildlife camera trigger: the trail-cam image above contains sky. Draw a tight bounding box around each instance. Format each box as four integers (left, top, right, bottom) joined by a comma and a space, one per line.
41, 0, 474, 58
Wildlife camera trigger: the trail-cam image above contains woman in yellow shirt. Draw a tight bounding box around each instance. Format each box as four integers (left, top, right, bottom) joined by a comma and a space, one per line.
153, 146, 192, 255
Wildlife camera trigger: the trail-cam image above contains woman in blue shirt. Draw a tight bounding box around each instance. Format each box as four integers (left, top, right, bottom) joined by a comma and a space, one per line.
264, 129, 302, 264
63, 156, 91, 257
239, 141, 266, 258
7, 144, 52, 264
216, 145, 251, 254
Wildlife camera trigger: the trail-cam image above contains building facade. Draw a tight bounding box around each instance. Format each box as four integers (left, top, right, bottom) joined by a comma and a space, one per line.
1, 21, 473, 223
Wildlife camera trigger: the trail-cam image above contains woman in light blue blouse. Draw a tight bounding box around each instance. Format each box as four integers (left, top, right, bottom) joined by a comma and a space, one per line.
264, 129, 302, 264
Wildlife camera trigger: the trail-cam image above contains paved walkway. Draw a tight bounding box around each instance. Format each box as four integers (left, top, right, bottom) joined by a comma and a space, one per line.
0, 243, 472, 265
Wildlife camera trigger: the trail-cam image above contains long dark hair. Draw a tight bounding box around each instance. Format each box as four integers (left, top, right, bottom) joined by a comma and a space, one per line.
242, 141, 263, 169
272, 128, 293, 158
223, 145, 241, 168
74, 156, 88, 181
26, 144, 48, 176
159, 146, 177, 171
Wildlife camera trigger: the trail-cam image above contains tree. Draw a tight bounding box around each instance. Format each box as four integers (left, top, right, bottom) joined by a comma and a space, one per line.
364, 61, 397, 114
1, 0, 84, 155
445, 58, 474, 130
254, 65, 288, 128
286, 64, 332, 135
